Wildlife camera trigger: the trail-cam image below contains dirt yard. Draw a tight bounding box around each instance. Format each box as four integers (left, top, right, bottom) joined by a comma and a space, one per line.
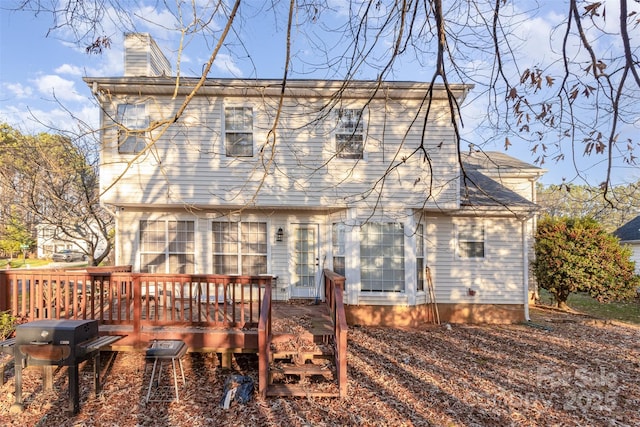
0, 307, 638, 426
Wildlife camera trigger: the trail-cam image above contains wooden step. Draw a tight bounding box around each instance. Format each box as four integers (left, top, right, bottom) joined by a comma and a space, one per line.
272, 363, 335, 377
266, 384, 339, 398
271, 349, 333, 363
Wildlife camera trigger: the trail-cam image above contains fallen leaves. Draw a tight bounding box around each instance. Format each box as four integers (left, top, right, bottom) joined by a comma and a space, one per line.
0, 306, 637, 426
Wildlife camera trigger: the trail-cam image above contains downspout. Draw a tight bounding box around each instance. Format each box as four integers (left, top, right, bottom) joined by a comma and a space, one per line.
522, 219, 530, 322
524, 175, 543, 322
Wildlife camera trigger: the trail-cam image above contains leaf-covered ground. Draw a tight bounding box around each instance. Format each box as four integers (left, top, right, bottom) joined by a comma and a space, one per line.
0, 307, 638, 426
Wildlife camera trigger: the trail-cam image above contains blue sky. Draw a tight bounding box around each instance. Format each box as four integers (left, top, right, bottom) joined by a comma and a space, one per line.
1, 1, 638, 187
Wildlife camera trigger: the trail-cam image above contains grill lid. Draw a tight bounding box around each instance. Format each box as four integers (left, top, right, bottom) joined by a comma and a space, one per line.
16, 319, 99, 346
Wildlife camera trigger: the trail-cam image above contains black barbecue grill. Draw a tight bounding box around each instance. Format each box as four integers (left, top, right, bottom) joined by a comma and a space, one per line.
11, 319, 124, 414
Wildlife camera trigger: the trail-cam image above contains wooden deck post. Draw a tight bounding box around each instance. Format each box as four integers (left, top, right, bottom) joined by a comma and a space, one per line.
324, 269, 348, 398
0, 271, 8, 312
257, 280, 272, 397
220, 352, 232, 369
132, 274, 141, 336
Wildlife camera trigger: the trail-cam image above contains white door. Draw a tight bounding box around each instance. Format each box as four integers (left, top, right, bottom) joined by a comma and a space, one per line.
290, 224, 321, 299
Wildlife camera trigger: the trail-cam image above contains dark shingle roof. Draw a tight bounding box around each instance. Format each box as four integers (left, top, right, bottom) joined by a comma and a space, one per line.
461, 150, 545, 177
613, 215, 640, 242
461, 170, 538, 210
459, 151, 541, 212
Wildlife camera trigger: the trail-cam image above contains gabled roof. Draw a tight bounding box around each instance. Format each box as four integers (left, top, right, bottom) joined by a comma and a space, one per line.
459, 151, 541, 215
460, 170, 538, 211
461, 150, 545, 178
613, 215, 640, 242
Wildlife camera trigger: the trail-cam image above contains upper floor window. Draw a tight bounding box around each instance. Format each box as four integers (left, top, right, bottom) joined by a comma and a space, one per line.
457, 223, 485, 258
224, 106, 254, 157
335, 108, 364, 159
140, 220, 195, 273
117, 103, 148, 154
40, 227, 55, 240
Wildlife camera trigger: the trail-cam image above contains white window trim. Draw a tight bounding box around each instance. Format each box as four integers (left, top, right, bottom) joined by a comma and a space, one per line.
359, 222, 406, 293
332, 222, 346, 276
139, 219, 196, 274
334, 107, 367, 160
211, 220, 269, 275
116, 103, 148, 154
416, 223, 425, 292
222, 104, 255, 158
455, 220, 486, 260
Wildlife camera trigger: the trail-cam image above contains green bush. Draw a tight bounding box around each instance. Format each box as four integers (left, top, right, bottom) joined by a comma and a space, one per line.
532, 216, 640, 309
0, 311, 16, 340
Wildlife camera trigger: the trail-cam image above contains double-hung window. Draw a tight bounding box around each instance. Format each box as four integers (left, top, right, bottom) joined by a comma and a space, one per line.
457, 223, 485, 258
416, 224, 425, 291
140, 220, 195, 273
224, 106, 254, 157
212, 221, 267, 275
335, 108, 364, 159
360, 223, 405, 292
332, 223, 346, 276
117, 103, 148, 154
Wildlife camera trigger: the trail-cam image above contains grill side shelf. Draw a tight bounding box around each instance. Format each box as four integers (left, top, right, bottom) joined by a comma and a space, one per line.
0, 337, 15, 356
83, 335, 126, 353
0, 338, 16, 386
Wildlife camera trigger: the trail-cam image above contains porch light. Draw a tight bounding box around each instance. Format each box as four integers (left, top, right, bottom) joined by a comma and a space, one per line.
276, 227, 284, 242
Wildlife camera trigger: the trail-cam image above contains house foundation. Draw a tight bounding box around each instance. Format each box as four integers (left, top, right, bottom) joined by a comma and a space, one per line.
345, 303, 525, 327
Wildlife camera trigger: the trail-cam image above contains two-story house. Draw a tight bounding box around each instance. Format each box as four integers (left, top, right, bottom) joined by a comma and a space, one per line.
36, 223, 110, 261
84, 33, 544, 325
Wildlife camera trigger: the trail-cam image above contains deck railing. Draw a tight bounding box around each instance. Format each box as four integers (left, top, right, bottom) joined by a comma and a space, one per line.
0, 267, 273, 331
257, 278, 272, 397
1, 266, 344, 397
324, 269, 348, 398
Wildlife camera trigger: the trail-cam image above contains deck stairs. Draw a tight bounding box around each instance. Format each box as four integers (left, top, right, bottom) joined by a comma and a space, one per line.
266, 304, 340, 397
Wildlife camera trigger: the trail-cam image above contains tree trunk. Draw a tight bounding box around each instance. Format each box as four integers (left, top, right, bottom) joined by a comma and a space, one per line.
555, 290, 571, 310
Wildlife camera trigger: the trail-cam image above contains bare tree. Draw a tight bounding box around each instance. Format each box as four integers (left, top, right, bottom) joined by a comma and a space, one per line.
537, 180, 640, 231
0, 123, 113, 265
7, 0, 640, 202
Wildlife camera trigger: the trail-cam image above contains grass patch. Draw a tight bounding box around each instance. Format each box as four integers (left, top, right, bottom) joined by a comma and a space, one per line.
538, 288, 640, 324
0, 258, 52, 269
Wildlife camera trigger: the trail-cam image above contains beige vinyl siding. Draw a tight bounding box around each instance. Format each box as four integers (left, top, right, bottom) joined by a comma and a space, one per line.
426, 216, 525, 305
123, 33, 170, 77
115, 208, 332, 291
356, 292, 410, 306
498, 177, 536, 201
100, 89, 459, 210
147, 39, 171, 76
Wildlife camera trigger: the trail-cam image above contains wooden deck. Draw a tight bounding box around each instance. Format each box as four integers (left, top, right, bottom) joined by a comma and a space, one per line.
0, 267, 348, 398
96, 301, 333, 352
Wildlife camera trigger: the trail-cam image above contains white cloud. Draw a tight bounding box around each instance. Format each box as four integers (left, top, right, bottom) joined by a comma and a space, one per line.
326, 0, 351, 17
55, 64, 84, 76
2, 82, 33, 99
32, 74, 87, 103
214, 53, 243, 77
0, 101, 99, 135
84, 41, 124, 77
135, 6, 179, 38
